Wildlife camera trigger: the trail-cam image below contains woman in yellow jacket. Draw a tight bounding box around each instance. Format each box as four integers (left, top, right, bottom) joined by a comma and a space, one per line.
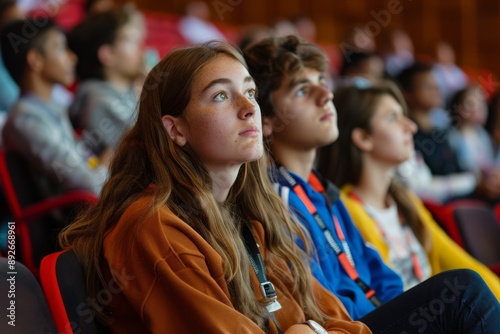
316, 82, 500, 300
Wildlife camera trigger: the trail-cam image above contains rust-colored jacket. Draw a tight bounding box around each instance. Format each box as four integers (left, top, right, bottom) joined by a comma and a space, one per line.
102, 196, 371, 333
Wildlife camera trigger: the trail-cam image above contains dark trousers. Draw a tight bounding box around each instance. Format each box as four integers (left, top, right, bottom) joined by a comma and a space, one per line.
360, 269, 500, 333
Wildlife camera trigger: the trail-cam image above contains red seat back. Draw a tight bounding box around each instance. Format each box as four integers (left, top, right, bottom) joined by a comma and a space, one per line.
433, 199, 500, 276
453, 205, 500, 266
40, 250, 109, 334
0, 149, 97, 275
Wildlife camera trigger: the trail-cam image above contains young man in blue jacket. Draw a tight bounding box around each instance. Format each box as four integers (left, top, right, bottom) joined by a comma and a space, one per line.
243, 35, 402, 320
243, 35, 500, 332
272, 169, 403, 319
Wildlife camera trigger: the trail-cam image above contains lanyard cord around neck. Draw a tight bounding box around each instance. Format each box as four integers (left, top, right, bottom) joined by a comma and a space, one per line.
278, 166, 383, 307
348, 191, 424, 282
241, 223, 283, 334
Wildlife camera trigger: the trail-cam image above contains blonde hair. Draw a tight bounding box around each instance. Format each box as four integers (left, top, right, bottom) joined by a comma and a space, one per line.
60, 41, 328, 329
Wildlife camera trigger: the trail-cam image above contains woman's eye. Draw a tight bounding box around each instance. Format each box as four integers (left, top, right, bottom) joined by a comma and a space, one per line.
245, 88, 257, 99
214, 92, 228, 101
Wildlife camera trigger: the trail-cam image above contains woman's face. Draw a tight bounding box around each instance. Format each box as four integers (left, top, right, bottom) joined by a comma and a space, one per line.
360, 94, 417, 167
458, 87, 488, 126
178, 55, 263, 171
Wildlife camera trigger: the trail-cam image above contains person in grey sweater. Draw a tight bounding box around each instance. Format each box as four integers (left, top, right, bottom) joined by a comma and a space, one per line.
1, 19, 109, 197
68, 5, 145, 156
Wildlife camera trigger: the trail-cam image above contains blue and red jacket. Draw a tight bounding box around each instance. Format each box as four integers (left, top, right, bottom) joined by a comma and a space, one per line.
272, 168, 404, 320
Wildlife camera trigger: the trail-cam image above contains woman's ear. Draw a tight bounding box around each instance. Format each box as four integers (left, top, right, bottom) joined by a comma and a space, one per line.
162, 115, 187, 146
351, 128, 373, 152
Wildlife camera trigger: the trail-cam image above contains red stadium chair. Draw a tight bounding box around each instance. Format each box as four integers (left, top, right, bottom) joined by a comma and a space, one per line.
451, 204, 500, 275
40, 250, 109, 334
0, 149, 97, 276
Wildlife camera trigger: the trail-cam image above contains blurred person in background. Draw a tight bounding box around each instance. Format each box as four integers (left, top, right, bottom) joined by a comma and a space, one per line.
68, 4, 145, 157
0, 0, 24, 113
178, 0, 226, 45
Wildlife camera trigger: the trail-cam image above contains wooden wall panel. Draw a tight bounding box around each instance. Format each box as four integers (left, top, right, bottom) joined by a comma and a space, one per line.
116, 0, 500, 83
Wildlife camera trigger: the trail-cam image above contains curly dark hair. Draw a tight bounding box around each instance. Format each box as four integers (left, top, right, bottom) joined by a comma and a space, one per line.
243, 35, 329, 117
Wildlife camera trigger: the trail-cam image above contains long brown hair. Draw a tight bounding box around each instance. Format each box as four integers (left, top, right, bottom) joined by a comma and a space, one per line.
316, 83, 431, 250
59, 41, 328, 329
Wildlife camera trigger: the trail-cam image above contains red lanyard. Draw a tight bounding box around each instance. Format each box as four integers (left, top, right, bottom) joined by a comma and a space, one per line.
348, 191, 423, 282
278, 167, 383, 307
295, 174, 355, 268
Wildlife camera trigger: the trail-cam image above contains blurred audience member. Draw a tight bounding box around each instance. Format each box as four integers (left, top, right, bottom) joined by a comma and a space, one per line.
378, 28, 414, 78
337, 51, 385, 88
432, 41, 468, 108
341, 25, 376, 53
486, 93, 500, 167
1, 18, 108, 196
291, 14, 316, 42
449, 85, 494, 174
397, 63, 477, 202
0, 0, 23, 113
68, 5, 144, 156
178, 1, 226, 45
448, 85, 500, 201
273, 19, 299, 38
238, 24, 272, 51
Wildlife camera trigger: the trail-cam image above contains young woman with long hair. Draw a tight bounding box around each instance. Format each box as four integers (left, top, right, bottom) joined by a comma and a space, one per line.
316, 83, 500, 297
58, 41, 369, 333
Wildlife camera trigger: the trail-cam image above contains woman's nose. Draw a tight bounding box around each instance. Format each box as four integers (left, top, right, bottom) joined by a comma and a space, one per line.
238, 95, 257, 119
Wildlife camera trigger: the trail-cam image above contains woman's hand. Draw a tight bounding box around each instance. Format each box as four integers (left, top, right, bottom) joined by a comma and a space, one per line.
284, 324, 316, 334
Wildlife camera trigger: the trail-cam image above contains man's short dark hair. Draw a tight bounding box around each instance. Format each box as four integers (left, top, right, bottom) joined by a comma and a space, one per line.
0, 18, 60, 86
68, 5, 136, 81
396, 62, 433, 93
340, 51, 378, 77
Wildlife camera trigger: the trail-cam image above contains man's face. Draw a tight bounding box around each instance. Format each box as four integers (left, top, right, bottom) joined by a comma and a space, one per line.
410, 72, 443, 110
108, 22, 145, 81
265, 67, 338, 151
37, 29, 76, 87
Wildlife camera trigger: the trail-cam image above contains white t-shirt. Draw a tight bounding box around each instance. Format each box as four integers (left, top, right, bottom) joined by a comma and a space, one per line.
365, 203, 432, 289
